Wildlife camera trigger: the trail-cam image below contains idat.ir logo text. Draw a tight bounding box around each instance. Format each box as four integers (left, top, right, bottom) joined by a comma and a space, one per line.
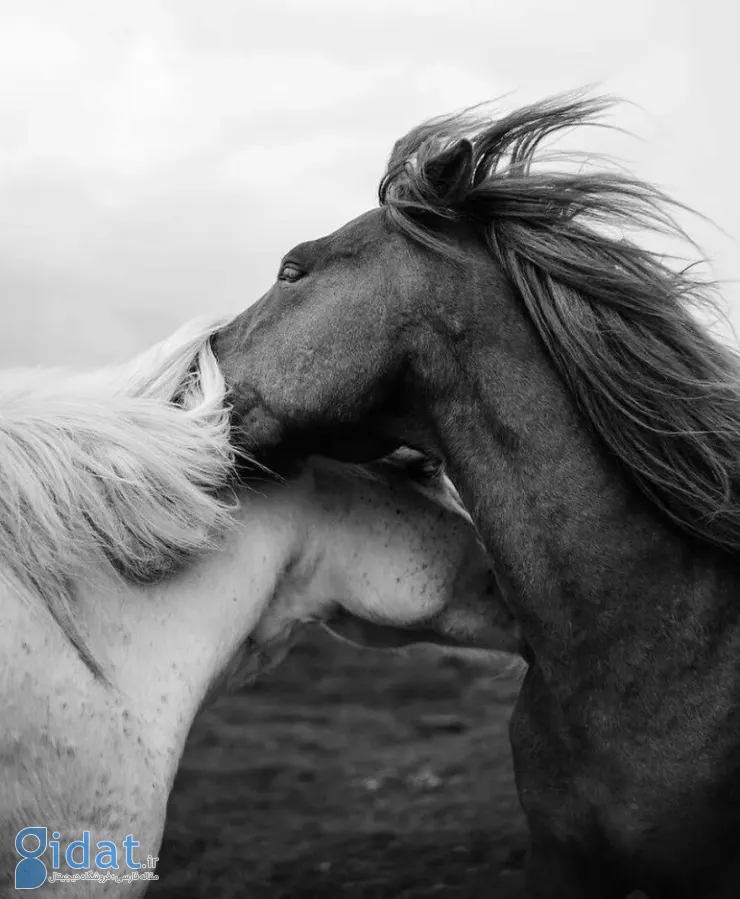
15, 827, 158, 889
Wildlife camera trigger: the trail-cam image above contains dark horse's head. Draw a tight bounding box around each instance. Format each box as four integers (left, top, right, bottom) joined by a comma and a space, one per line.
211, 100, 521, 465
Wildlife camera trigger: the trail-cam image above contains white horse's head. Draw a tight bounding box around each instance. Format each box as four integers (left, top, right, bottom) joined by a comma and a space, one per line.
247, 450, 519, 668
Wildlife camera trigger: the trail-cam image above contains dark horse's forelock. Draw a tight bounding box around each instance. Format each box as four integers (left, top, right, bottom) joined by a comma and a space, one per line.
379, 92, 740, 554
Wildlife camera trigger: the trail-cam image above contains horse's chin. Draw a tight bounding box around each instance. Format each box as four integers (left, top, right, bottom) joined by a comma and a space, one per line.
321, 609, 463, 651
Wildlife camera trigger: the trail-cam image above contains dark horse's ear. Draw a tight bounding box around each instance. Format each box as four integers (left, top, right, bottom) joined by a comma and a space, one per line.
420, 139, 474, 205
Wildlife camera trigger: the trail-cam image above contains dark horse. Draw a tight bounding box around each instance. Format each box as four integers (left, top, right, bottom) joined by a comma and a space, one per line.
213, 94, 740, 899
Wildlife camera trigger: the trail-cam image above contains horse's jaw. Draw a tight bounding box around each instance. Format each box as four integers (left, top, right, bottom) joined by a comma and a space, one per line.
321, 610, 449, 650
321, 607, 521, 656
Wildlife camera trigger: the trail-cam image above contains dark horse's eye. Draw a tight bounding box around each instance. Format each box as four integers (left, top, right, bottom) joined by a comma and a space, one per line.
278, 262, 304, 283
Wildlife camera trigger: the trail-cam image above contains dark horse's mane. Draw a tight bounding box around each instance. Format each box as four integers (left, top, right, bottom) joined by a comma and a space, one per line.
379, 92, 740, 554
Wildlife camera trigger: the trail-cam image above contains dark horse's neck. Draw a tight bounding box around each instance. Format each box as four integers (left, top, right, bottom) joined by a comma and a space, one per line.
414, 288, 731, 685
408, 274, 740, 895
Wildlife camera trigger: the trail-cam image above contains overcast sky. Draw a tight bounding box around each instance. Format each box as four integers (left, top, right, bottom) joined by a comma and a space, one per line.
0, 0, 737, 367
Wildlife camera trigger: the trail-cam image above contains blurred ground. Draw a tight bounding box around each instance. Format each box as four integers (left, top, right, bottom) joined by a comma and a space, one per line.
150, 628, 527, 898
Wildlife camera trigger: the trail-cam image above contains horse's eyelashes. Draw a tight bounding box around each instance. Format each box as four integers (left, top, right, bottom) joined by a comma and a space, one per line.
277, 262, 304, 283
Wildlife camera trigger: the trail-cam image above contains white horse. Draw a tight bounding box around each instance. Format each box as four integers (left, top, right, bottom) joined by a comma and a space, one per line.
0, 319, 519, 897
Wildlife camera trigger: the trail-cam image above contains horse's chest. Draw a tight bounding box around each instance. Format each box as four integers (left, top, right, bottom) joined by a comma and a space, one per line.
510, 665, 740, 896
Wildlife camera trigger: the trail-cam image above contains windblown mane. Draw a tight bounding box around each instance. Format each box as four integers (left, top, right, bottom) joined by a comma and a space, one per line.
379, 91, 740, 554
0, 317, 242, 676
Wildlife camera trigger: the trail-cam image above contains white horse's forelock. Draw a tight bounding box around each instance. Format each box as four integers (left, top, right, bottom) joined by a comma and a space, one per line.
0, 316, 244, 676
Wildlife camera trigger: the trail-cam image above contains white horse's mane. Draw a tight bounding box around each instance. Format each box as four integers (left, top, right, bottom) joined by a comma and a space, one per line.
0, 317, 242, 675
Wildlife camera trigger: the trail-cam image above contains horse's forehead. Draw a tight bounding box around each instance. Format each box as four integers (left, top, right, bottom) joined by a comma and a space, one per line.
289, 208, 402, 274
326, 208, 391, 250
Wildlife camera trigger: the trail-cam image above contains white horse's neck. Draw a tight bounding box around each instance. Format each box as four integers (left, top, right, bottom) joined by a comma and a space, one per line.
90, 479, 312, 759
